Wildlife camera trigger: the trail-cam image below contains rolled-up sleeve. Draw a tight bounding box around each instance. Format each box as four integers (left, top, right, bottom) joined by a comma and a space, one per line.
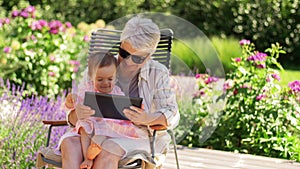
152, 67, 180, 129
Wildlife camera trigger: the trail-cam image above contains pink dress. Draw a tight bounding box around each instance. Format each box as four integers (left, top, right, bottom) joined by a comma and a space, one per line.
55, 78, 145, 155
72, 80, 144, 142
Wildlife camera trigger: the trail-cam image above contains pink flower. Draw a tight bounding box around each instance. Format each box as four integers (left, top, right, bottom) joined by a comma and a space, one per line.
288, 80, 300, 93
20, 11, 29, 18
193, 89, 205, 98
205, 77, 219, 84
48, 72, 55, 77
256, 63, 266, 69
247, 52, 268, 62
73, 67, 79, 73
239, 39, 251, 46
49, 55, 55, 62
4, 18, 10, 24
49, 29, 59, 34
48, 20, 63, 29
31, 21, 43, 30
31, 35, 37, 43
25, 6, 35, 13
48, 20, 64, 34
195, 74, 202, 79
3, 47, 12, 53
256, 94, 266, 100
271, 73, 281, 81
234, 58, 241, 62
69, 60, 80, 66
12, 10, 19, 17
65, 22, 72, 28
223, 79, 234, 90
83, 35, 89, 42
0, 18, 10, 26
39, 20, 48, 27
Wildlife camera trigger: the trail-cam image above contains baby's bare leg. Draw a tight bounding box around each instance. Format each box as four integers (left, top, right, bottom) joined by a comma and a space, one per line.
86, 135, 107, 160
79, 128, 93, 169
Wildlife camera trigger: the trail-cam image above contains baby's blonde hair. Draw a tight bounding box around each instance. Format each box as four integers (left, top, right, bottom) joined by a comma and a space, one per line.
87, 52, 117, 78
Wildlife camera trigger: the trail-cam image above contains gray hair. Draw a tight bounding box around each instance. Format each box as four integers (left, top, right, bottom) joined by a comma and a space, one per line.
120, 16, 160, 55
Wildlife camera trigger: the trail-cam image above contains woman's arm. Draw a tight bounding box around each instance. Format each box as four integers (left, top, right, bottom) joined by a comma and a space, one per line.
123, 106, 168, 128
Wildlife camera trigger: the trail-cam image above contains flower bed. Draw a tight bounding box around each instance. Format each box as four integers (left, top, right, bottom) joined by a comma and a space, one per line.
180, 40, 300, 161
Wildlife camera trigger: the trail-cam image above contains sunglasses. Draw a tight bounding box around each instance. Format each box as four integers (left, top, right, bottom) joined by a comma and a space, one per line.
119, 47, 149, 64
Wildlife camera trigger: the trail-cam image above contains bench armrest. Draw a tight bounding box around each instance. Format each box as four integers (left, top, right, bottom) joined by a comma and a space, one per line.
42, 120, 68, 126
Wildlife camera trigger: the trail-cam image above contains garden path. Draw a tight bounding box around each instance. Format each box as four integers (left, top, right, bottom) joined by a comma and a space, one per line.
163, 145, 300, 169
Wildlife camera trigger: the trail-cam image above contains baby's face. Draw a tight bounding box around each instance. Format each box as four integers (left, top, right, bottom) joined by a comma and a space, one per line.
93, 64, 116, 94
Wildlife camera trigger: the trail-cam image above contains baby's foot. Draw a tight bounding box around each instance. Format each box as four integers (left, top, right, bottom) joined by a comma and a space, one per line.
87, 143, 102, 160
80, 159, 93, 169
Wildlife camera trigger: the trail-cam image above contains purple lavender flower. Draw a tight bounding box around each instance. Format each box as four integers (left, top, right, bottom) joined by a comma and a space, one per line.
239, 39, 251, 46
0, 79, 68, 167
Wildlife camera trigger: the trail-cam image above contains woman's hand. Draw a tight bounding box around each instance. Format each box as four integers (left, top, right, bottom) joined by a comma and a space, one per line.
75, 103, 95, 120
123, 105, 159, 126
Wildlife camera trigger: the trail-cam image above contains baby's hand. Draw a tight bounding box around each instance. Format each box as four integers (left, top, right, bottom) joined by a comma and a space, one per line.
65, 93, 77, 110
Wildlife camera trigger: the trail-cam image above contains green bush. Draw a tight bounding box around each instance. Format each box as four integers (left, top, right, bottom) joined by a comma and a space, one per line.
183, 40, 300, 161
0, 5, 89, 96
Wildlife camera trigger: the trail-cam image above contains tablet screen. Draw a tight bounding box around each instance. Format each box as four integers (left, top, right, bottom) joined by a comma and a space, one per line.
83, 91, 143, 120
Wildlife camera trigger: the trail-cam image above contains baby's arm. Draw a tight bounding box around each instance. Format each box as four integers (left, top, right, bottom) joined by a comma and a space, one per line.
65, 93, 76, 110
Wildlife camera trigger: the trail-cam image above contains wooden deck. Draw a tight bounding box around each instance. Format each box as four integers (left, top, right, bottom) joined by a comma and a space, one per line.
163, 145, 300, 169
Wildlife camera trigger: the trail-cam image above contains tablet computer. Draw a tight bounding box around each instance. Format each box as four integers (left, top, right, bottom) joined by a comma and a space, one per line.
83, 91, 143, 120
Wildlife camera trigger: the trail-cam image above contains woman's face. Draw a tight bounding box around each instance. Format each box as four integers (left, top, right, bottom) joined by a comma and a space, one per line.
118, 41, 150, 72
93, 64, 116, 94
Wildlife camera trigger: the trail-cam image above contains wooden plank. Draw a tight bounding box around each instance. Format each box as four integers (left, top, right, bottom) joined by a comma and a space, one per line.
163, 145, 300, 169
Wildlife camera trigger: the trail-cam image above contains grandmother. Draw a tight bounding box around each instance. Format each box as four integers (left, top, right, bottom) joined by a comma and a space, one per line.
60, 16, 179, 169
